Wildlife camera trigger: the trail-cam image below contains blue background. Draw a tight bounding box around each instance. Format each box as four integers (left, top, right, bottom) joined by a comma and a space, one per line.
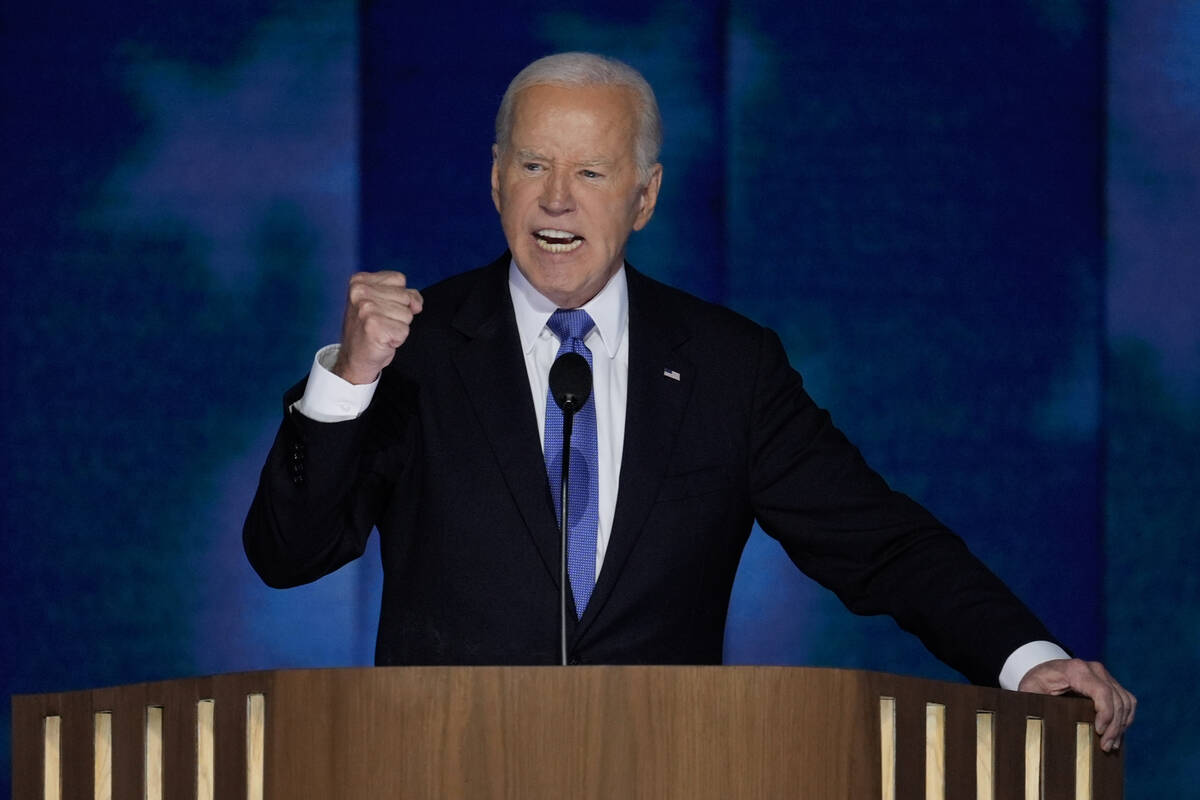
3, 1, 1197, 795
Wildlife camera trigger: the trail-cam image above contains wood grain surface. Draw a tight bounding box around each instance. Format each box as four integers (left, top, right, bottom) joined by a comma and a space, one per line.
11, 666, 1123, 799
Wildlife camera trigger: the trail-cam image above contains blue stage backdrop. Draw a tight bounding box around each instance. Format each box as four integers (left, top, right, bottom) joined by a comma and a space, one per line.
2, 1, 1196, 796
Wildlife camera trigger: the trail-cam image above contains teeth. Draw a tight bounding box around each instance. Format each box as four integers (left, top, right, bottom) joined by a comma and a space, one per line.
537, 228, 579, 239
534, 229, 583, 253
536, 238, 584, 253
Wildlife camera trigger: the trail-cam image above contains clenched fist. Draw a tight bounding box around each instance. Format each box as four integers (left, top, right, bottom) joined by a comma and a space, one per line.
332, 271, 424, 385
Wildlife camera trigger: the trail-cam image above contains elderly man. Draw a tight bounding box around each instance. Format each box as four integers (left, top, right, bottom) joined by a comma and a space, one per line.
244, 53, 1134, 750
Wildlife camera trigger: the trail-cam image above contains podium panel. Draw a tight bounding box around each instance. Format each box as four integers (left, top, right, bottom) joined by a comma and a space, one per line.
12, 666, 1122, 799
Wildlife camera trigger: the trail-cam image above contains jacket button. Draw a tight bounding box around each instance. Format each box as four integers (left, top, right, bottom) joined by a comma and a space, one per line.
289, 441, 306, 485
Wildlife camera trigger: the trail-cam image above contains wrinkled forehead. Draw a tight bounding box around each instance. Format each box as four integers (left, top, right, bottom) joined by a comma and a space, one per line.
507, 83, 639, 155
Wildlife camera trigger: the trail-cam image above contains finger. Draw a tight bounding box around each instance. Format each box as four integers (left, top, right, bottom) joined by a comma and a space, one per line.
347, 289, 424, 330
352, 277, 422, 306
354, 269, 409, 288
361, 295, 421, 325
1055, 661, 1115, 738
1076, 664, 1127, 752
347, 272, 416, 312
348, 272, 413, 299
1092, 663, 1137, 729
1082, 679, 1116, 736
342, 302, 415, 358
1124, 689, 1138, 727
1107, 684, 1136, 744
367, 287, 423, 314
1093, 665, 1131, 741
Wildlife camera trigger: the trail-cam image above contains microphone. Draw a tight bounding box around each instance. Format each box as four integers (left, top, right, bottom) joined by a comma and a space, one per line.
548, 352, 592, 665
549, 352, 592, 414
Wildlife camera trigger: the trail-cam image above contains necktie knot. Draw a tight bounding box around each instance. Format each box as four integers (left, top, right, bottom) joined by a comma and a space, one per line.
547, 309, 596, 343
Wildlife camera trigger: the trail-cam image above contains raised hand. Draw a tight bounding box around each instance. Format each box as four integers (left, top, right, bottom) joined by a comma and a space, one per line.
332, 271, 424, 385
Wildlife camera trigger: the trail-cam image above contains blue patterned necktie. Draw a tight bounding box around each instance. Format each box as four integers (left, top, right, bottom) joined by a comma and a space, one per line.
543, 309, 599, 619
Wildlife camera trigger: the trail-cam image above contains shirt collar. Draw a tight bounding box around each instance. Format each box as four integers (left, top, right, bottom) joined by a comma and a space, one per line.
508, 259, 628, 359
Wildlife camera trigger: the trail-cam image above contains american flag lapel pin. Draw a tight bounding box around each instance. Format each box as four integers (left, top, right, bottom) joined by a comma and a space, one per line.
663, 367, 681, 381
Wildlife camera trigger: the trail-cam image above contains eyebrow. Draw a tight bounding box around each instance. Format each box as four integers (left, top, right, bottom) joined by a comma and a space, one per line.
514, 149, 616, 169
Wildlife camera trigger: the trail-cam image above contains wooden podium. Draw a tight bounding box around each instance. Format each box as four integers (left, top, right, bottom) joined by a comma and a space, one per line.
12, 666, 1121, 799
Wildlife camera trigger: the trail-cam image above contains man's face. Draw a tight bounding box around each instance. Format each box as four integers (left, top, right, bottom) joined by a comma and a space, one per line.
492, 83, 662, 309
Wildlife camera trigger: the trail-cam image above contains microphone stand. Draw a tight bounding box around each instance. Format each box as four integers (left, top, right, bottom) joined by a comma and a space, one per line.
558, 410, 574, 666
548, 350, 591, 667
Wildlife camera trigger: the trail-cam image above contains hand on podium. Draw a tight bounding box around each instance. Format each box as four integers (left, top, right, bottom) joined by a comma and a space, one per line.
1019, 658, 1136, 753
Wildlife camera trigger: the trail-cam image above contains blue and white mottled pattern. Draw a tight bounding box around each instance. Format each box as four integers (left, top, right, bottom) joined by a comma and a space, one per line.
543, 309, 600, 619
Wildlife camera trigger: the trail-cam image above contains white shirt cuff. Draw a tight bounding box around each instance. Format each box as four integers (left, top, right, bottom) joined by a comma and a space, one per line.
999, 640, 1071, 691
293, 344, 379, 422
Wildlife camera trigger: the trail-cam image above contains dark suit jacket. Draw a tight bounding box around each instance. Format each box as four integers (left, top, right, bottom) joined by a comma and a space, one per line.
244, 254, 1056, 685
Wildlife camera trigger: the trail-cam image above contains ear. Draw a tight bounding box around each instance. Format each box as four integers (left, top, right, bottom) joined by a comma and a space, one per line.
490, 144, 502, 214
631, 163, 663, 231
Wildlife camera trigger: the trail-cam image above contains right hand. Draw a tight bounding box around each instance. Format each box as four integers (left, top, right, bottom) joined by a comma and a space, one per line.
332, 271, 424, 384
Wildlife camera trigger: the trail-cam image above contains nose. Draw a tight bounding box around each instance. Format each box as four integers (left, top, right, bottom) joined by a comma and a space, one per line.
539, 169, 574, 215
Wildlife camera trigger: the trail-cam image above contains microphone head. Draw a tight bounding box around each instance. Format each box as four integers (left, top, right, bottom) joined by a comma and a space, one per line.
549, 352, 592, 414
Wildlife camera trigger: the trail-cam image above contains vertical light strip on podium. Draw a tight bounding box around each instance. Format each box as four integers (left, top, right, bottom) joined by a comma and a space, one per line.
197, 699, 215, 800
43, 714, 61, 800
1024, 717, 1044, 800
925, 703, 945, 799
145, 705, 163, 800
94, 711, 113, 800
247, 692, 265, 800
1075, 722, 1093, 800
976, 711, 995, 800
879, 696, 896, 800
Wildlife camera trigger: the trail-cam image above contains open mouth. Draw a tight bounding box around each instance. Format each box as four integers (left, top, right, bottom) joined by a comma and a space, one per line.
534, 228, 584, 253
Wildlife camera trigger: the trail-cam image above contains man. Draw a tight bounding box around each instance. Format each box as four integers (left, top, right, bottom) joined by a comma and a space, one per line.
244, 53, 1134, 750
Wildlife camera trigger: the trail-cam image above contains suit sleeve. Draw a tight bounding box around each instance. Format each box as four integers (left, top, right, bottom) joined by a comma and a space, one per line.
242, 373, 420, 588
746, 327, 1059, 686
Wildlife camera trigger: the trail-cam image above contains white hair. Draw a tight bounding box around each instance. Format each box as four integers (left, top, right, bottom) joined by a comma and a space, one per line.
494, 52, 663, 182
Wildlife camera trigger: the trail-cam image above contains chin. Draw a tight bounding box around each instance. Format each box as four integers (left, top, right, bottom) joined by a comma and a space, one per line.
522, 264, 586, 298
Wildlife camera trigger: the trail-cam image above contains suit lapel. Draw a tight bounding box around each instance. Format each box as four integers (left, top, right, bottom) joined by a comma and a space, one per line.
575, 267, 694, 636
449, 259, 563, 588
449, 261, 696, 638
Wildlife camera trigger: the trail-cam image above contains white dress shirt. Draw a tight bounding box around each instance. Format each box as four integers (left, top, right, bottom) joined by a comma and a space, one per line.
507, 262, 627, 579
294, 263, 1067, 688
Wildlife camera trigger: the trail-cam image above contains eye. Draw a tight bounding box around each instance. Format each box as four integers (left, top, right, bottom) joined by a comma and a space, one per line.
522, 162, 544, 173
581, 169, 601, 179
